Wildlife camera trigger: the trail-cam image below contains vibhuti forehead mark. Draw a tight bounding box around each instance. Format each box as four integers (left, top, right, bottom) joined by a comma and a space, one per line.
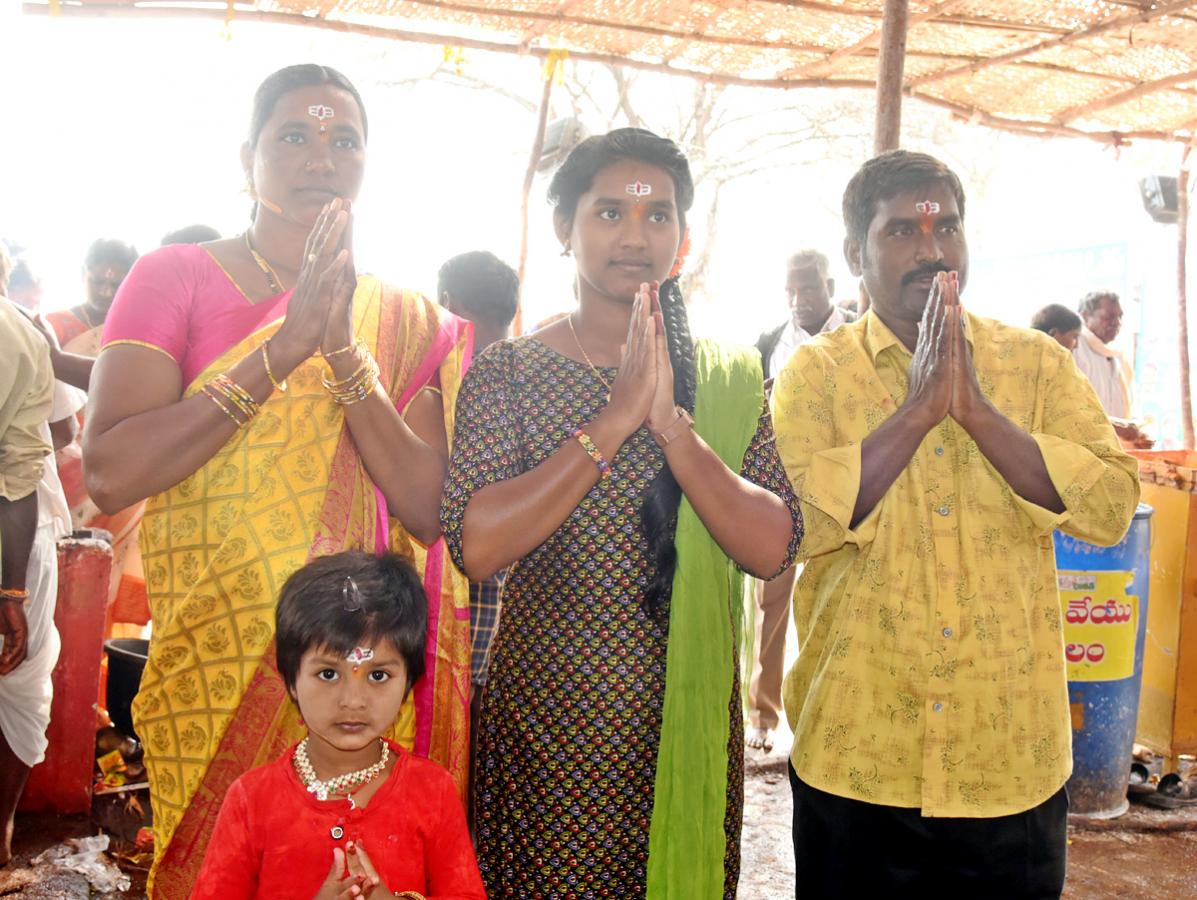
308, 104, 335, 139
914, 200, 940, 235
346, 645, 374, 676
626, 180, 653, 219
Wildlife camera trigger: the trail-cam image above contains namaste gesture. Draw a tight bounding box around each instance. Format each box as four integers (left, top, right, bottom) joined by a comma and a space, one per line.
905, 270, 988, 430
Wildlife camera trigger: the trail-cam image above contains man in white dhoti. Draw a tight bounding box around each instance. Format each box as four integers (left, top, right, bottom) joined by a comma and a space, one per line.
0, 290, 58, 866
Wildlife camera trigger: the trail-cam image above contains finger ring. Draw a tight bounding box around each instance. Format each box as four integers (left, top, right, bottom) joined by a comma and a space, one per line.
307, 252, 317, 263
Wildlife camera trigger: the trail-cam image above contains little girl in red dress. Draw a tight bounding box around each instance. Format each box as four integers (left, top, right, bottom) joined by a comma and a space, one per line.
190, 551, 485, 900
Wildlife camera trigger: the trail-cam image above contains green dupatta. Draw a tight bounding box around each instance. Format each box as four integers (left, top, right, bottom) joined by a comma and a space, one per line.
646, 339, 765, 897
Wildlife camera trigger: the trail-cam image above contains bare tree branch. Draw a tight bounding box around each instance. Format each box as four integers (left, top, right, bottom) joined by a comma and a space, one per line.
610, 67, 648, 129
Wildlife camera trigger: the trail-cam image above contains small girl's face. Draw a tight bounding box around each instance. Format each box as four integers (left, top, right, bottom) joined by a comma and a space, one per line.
292, 639, 409, 751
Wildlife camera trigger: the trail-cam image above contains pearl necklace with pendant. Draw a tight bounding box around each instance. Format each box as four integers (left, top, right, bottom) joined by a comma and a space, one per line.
293, 737, 389, 803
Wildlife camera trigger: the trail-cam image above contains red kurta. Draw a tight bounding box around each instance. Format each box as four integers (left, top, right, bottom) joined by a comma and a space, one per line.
190, 741, 484, 899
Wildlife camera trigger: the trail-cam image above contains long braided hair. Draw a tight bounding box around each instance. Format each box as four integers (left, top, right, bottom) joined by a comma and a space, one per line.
547, 128, 697, 612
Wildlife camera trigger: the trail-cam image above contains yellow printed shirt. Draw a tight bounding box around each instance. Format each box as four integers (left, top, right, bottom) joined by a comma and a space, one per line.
772, 310, 1139, 818
0, 300, 53, 502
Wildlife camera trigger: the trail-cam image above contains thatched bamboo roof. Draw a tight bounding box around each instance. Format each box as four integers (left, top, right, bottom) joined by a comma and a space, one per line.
33, 1, 1197, 144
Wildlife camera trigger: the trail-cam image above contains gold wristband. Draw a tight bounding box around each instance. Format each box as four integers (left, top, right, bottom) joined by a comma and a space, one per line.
650, 406, 695, 448
0, 587, 29, 602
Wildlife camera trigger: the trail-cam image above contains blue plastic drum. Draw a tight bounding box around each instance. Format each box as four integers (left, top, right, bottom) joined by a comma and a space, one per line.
1053, 503, 1153, 817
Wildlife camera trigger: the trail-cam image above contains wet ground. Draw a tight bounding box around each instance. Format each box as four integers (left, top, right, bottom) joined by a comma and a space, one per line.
737, 730, 1197, 899
2, 790, 150, 899
4, 765, 1195, 898
4, 738, 1195, 897
1065, 830, 1197, 899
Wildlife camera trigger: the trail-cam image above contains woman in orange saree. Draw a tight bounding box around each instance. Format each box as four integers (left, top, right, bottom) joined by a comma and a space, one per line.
83, 65, 471, 899
47, 241, 150, 630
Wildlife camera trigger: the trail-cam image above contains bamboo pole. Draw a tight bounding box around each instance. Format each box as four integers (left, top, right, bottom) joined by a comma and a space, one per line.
1180, 145, 1195, 449
874, 0, 909, 154
514, 74, 554, 336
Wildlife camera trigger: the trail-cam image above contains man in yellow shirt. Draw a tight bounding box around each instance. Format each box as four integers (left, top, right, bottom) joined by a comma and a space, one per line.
772, 150, 1139, 895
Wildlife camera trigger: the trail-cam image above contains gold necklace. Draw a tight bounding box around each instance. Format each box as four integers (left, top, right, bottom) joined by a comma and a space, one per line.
293, 737, 389, 805
243, 231, 287, 294
77, 306, 96, 329
567, 313, 614, 399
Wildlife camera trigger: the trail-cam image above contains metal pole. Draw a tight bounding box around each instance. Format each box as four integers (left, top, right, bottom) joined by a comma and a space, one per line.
874, 0, 910, 155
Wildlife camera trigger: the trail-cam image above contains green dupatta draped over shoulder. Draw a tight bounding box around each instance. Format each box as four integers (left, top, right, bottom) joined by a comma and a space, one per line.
646, 339, 764, 897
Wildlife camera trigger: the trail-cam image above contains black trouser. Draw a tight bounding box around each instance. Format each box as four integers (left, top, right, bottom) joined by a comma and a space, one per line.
790, 763, 1068, 899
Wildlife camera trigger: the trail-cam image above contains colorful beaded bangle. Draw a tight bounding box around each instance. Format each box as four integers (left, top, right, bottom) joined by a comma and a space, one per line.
572, 429, 611, 479
0, 587, 29, 602
260, 340, 287, 392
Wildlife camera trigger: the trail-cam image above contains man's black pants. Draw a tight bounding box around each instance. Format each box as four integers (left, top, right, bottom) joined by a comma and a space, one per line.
790, 763, 1068, 898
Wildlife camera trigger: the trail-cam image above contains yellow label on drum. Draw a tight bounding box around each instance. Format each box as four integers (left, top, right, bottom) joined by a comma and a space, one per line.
1057, 570, 1137, 682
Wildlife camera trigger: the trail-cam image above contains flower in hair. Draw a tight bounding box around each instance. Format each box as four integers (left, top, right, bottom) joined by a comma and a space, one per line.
669, 229, 691, 280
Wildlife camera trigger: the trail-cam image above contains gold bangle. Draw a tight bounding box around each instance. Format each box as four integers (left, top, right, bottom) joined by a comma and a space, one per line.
220, 375, 257, 411
322, 355, 374, 390
323, 353, 380, 405
211, 383, 253, 420
202, 386, 246, 426
327, 364, 379, 405
323, 337, 365, 360
209, 374, 260, 420
0, 587, 29, 602
261, 340, 287, 392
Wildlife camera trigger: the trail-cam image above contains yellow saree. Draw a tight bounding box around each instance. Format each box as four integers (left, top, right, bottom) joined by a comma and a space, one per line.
129, 277, 471, 898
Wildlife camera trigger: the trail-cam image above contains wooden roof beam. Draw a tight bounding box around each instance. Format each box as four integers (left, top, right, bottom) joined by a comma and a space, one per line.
25, 3, 1196, 146
760, 1, 1073, 36
791, 0, 967, 78
907, 0, 1197, 88
1055, 68, 1197, 124
518, 0, 590, 47
308, 0, 851, 57
910, 90, 1193, 144
24, 3, 879, 90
